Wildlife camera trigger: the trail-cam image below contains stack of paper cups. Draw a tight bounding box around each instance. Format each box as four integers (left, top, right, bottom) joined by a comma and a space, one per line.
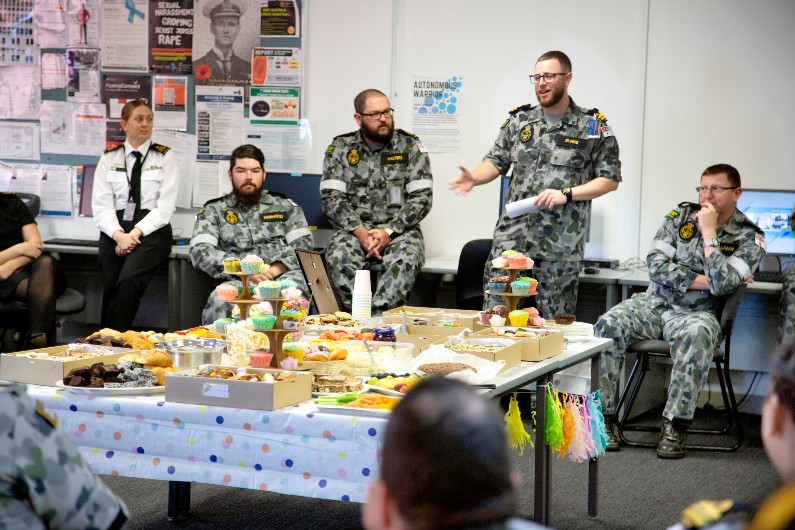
351, 269, 372, 321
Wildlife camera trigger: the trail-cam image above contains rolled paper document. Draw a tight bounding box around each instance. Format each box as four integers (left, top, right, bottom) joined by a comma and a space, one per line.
505, 196, 539, 218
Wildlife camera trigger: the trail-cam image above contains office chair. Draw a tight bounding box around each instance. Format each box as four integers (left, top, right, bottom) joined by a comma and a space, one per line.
615, 284, 747, 451
455, 239, 493, 310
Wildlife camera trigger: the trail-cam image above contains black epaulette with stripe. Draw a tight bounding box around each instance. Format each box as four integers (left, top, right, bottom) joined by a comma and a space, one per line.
202, 196, 225, 207
509, 103, 535, 115
333, 131, 357, 140
397, 129, 418, 139
104, 144, 124, 154
585, 108, 609, 123
150, 142, 171, 154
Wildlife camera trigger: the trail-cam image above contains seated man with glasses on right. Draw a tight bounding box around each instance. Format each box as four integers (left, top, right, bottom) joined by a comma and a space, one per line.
594, 164, 766, 459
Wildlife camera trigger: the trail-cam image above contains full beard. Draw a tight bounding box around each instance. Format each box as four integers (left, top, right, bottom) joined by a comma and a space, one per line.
362, 121, 395, 144
234, 185, 262, 206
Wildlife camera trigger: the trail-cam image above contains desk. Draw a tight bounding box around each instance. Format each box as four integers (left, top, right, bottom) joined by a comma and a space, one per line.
25, 338, 610, 526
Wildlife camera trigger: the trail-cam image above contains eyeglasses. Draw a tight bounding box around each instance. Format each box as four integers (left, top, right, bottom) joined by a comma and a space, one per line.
695, 186, 738, 194
529, 72, 569, 84
359, 108, 394, 120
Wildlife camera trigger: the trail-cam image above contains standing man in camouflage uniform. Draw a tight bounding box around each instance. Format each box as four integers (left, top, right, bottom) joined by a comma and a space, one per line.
450, 50, 621, 318
594, 164, 766, 459
777, 207, 795, 344
320, 89, 433, 312
190, 144, 313, 323
0, 382, 129, 528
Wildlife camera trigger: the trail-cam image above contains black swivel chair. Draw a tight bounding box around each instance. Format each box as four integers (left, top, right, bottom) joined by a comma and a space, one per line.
615, 284, 747, 451
455, 239, 493, 310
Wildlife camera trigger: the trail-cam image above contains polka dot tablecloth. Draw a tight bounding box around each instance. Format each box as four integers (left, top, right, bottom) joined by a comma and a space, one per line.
26, 386, 386, 503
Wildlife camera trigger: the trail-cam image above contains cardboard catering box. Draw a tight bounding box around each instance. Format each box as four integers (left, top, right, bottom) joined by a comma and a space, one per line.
0, 346, 132, 386
383, 306, 482, 333
435, 337, 522, 373
165, 366, 312, 410
474, 328, 564, 362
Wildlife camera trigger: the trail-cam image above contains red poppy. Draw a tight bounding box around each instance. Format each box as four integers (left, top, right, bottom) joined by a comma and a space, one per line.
195, 64, 212, 81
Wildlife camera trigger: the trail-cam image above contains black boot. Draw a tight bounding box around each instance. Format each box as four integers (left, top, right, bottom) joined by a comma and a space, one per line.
656, 418, 687, 459
605, 418, 620, 452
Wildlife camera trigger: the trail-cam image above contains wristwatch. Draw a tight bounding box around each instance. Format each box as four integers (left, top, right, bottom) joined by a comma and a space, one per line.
562, 187, 573, 203
704, 237, 719, 248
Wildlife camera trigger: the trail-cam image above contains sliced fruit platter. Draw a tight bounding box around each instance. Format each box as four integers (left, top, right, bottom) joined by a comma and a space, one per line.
366, 373, 424, 395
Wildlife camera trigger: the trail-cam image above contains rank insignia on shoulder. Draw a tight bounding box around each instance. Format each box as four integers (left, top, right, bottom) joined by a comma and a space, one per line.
509, 103, 534, 115
500, 118, 509, 129
519, 124, 533, 143
324, 144, 335, 156
397, 128, 419, 139
225, 209, 238, 225
103, 144, 123, 154
665, 209, 680, 220
347, 148, 360, 166
679, 221, 696, 240
197, 207, 206, 219
36, 401, 58, 428
151, 143, 170, 154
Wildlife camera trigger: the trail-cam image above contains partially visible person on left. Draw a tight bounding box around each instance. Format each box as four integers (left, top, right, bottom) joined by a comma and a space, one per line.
777, 206, 795, 345
0, 381, 129, 528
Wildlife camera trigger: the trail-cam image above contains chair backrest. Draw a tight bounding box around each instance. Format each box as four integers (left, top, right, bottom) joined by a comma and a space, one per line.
716, 283, 747, 336
16, 193, 41, 218
454, 239, 493, 310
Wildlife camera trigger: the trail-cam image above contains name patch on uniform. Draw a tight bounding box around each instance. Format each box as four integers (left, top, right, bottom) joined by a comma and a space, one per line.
111, 165, 126, 172
720, 242, 737, 256
325, 144, 335, 156
347, 148, 360, 166
519, 124, 533, 143
261, 212, 287, 222
381, 152, 408, 165
225, 210, 238, 225
679, 221, 696, 240
554, 135, 586, 149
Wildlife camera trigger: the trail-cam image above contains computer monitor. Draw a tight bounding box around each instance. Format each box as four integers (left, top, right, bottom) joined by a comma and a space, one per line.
263, 172, 331, 229
736, 188, 795, 256
78, 165, 96, 217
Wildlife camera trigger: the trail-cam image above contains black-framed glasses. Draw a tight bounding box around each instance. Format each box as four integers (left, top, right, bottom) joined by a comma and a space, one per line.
359, 108, 394, 120
529, 72, 569, 84
695, 186, 738, 194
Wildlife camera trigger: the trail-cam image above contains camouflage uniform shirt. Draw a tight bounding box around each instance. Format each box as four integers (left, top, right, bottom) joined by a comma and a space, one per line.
485, 98, 622, 261
0, 382, 128, 529
320, 129, 432, 237
778, 207, 795, 343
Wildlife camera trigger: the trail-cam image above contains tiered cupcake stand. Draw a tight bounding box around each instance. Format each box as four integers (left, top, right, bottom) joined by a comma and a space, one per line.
228, 272, 295, 368
484, 266, 536, 313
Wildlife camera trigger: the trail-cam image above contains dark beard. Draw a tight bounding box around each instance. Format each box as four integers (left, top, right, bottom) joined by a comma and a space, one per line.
234, 186, 262, 206
361, 122, 394, 144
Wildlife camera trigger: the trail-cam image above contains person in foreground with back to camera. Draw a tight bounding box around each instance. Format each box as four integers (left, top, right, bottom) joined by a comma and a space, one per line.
0, 381, 129, 528
320, 88, 433, 313
0, 192, 66, 348
594, 164, 766, 459
668, 340, 795, 530
92, 99, 179, 331
190, 144, 312, 324
449, 49, 621, 319
361, 377, 545, 530
777, 206, 795, 346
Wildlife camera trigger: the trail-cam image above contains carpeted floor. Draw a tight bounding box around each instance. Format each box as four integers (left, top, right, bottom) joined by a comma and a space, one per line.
102, 412, 779, 529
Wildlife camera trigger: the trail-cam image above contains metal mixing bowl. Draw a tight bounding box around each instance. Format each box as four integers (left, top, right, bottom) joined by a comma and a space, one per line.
161, 339, 226, 369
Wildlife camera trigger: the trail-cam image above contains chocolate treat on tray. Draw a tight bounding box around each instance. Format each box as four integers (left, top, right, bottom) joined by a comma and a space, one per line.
553, 313, 576, 325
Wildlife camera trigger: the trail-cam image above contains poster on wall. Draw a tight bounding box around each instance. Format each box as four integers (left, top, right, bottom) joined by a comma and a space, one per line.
195, 84, 245, 160
192, 0, 257, 87
0, 122, 40, 160
40, 100, 105, 156
260, 0, 299, 38
67, 47, 101, 101
103, 75, 152, 118
0, 65, 41, 119
150, 0, 194, 74
245, 120, 310, 173
67, 0, 100, 46
100, 0, 149, 72
249, 86, 299, 126
33, 0, 67, 49
42, 52, 68, 90
0, 0, 36, 66
411, 74, 463, 153
251, 47, 302, 86
152, 75, 188, 130
38, 165, 75, 217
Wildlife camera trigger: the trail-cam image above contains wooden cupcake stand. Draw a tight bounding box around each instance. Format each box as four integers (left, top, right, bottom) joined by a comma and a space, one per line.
228, 272, 298, 368
485, 266, 537, 313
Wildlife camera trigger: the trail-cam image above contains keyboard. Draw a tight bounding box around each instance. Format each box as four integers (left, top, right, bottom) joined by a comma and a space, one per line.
45, 238, 99, 247
754, 270, 786, 283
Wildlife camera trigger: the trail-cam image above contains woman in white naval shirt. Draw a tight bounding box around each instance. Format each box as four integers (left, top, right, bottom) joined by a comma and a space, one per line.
92, 100, 179, 330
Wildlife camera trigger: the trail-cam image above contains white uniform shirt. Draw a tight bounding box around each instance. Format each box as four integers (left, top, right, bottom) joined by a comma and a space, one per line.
92, 139, 180, 238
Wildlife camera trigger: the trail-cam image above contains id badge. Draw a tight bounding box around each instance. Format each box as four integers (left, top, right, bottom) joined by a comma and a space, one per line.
122, 202, 136, 221
587, 119, 600, 139
389, 185, 403, 205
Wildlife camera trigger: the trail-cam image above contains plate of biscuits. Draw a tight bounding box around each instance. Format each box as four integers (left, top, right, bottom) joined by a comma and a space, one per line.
56, 381, 164, 395
304, 311, 362, 328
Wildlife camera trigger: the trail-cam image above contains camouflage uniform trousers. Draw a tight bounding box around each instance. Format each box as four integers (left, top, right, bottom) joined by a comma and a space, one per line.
0, 383, 128, 528
201, 269, 310, 324
593, 291, 722, 422
482, 240, 580, 318
325, 228, 425, 312
778, 269, 795, 345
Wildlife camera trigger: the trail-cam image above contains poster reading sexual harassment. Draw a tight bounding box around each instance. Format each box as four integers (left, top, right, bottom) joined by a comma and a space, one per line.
150, 0, 194, 73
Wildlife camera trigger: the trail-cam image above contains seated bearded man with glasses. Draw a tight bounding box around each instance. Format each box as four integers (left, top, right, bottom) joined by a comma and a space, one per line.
593, 164, 766, 459
320, 89, 433, 312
